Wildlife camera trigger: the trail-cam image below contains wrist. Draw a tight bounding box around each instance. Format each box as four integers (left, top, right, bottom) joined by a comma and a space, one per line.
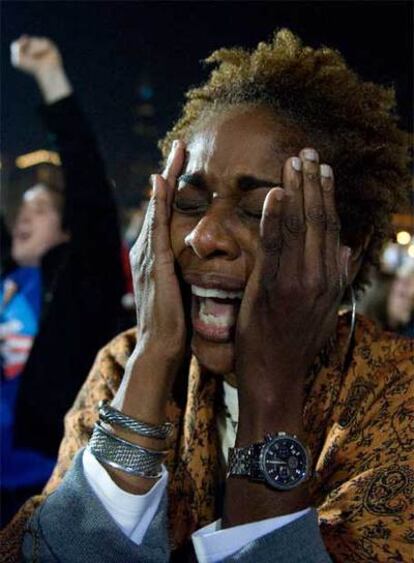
111, 344, 180, 424
104, 464, 162, 495
236, 419, 307, 448
103, 422, 168, 452
90, 403, 169, 495
224, 431, 312, 526
236, 386, 307, 447
223, 479, 311, 528
34, 66, 72, 103
94, 428, 166, 495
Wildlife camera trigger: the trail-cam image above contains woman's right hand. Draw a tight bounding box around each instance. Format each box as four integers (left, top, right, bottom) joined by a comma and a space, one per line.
132, 140, 187, 368
111, 141, 186, 428
107, 142, 186, 494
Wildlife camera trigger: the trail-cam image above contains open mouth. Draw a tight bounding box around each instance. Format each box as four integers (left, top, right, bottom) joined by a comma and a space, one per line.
191, 285, 243, 343
15, 231, 31, 242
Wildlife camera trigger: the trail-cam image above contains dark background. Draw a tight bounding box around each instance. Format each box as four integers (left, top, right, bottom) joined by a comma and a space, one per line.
1, 1, 413, 206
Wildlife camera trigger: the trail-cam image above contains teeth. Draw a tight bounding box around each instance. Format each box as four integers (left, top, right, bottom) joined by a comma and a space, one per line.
191, 285, 243, 299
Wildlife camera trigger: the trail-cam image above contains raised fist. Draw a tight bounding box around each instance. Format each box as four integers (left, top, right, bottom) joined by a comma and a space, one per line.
11, 35, 62, 76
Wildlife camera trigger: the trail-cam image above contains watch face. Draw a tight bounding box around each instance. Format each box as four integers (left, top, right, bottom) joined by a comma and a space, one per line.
260, 435, 309, 490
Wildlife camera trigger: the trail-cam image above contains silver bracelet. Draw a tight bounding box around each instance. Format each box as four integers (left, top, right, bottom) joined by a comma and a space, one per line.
88, 421, 166, 478
98, 400, 173, 440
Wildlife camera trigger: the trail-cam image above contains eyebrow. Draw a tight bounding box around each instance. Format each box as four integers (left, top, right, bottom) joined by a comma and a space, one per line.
178, 173, 282, 191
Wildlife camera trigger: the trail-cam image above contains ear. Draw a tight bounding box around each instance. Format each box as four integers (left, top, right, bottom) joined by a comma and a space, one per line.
347, 230, 373, 285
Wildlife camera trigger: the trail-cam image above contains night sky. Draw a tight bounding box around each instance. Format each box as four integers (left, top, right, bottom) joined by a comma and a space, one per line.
1, 1, 413, 205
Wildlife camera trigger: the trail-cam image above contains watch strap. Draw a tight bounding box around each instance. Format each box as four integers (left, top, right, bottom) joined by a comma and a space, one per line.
227, 442, 264, 480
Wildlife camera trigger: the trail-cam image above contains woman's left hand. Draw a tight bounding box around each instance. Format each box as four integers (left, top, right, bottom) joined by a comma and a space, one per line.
235, 147, 351, 443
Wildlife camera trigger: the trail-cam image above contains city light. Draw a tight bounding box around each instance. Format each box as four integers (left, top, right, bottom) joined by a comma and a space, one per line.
396, 231, 411, 245
15, 150, 61, 169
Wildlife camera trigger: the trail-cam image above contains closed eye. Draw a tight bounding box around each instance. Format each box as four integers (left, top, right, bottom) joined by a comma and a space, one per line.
238, 207, 263, 220
172, 198, 209, 214
238, 187, 272, 220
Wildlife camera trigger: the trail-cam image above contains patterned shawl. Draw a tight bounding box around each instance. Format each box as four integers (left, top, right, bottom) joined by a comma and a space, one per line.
1, 314, 413, 562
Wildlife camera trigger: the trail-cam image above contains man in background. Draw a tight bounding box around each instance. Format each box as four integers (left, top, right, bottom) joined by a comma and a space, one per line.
0, 36, 124, 524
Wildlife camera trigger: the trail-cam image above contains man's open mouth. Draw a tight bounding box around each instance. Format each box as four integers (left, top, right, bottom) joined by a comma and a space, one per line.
191, 285, 243, 342
14, 230, 32, 242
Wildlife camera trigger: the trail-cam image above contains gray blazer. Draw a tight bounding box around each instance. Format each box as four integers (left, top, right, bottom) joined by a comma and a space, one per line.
22, 451, 332, 562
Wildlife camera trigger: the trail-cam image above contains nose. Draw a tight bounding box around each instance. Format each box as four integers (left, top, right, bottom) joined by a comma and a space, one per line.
15, 208, 31, 227
184, 212, 240, 260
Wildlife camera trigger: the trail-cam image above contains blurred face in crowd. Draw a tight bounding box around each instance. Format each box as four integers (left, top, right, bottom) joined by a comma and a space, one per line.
170, 107, 306, 374
387, 272, 414, 327
11, 184, 70, 267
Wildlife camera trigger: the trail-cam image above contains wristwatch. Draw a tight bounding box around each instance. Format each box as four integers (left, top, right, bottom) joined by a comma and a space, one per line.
227, 432, 311, 490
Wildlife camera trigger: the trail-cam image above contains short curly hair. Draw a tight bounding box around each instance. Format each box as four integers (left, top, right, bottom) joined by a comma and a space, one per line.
160, 29, 412, 290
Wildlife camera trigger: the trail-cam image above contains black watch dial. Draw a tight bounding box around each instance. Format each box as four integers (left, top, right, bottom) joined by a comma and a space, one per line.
260, 435, 309, 490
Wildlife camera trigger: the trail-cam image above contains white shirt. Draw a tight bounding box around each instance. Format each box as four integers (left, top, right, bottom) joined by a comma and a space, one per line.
83, 380, 310, 562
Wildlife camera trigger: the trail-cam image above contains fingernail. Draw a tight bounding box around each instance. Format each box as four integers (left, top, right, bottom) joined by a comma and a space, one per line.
303, 148, 318, 162
291, 157, 302, 172
274, 188, 284, 201
172, 140, 179, 150
150, 175, 158, 194
320, 164, 332, 178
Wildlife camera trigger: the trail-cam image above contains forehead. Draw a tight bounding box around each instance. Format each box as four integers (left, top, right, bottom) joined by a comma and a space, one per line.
186, 107, 305, 176
22, 185, 54, 206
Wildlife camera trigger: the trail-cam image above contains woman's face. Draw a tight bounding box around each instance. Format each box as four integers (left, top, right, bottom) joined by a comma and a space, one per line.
171, 107, 306, 374
387, 273, 414, 327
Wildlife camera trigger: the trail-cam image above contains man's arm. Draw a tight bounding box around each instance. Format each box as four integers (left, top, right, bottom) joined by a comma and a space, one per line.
11, 35, 122, 257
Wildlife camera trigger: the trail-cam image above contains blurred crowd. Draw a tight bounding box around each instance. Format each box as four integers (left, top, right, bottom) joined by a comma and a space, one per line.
357, 262, 414, 338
